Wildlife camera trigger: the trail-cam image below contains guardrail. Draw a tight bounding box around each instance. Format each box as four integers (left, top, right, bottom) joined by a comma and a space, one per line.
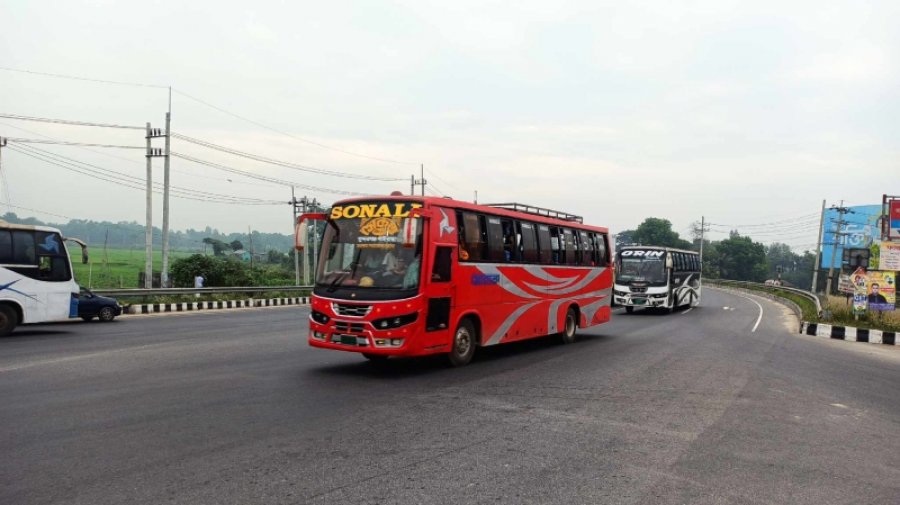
92, 285, 314, 298
708, 279, 823, 318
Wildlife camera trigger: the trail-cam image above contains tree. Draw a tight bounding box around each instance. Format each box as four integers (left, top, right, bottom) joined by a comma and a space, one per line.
713, 234, 767, 281
615, 229, 636, 247
631, 218, 693, 249
230, 240, 244, 251
202, 238, 230, 256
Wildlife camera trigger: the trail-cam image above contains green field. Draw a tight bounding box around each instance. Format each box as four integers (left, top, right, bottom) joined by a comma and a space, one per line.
69, 247, 194, 288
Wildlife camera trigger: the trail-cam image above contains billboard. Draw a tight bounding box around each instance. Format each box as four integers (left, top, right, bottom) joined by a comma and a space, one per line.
866, 271, 896, 312
889, 199, 900, 241
881, 242, 900, 271
820, 204, 882, 269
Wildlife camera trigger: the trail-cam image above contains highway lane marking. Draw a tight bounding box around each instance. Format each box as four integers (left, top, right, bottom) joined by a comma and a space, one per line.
730, 294, 764, 332
0, 343, 165, 373
681, 308, 693, 315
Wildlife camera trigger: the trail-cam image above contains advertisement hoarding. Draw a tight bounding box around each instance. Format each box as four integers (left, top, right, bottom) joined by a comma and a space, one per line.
820, 205, 882, 269
866, 271, 896, 312
881, 242, 900, 271
889, 199, 900, 241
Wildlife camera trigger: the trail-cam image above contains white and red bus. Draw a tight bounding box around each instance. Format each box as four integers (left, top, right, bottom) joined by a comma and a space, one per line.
295, 196, 613, 366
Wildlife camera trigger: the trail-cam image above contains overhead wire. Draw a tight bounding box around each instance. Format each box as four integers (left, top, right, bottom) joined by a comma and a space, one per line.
5, 137, 143, 150
0, 113, 143, 130
7, 144, 284, 205
172, 132, 405, 181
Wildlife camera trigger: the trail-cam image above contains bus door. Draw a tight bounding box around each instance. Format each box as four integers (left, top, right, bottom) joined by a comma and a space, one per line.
422, 208, 457, 347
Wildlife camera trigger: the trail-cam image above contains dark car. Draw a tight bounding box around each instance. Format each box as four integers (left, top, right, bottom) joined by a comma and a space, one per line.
78, 289, 122, 322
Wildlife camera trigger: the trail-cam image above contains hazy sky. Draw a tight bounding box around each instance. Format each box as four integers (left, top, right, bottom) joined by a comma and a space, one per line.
2, 0, 897, 251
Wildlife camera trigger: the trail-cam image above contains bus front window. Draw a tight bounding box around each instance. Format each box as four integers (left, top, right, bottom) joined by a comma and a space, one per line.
616, 257, 666, 284
315, 201, 423, 292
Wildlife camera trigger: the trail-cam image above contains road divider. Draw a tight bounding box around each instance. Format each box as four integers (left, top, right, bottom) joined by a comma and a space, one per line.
125, 297, 310, 315
800, 322, 897, 346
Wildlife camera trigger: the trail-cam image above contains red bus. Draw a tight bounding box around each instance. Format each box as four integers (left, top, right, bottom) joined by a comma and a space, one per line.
295, 196, 613, 366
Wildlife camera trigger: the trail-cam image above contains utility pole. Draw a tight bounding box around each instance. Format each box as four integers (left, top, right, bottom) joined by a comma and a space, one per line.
161, 88, 172, 287
145, 124, 166, 288
410, 175, 415, 196
420, 164, 426, 196
291, 186, 300, 285
144, 123, 153, 288
811, 199, 826, 292
699, 216, 706, 261
411, 166, 427, 196
824, 200, 852, 295
0, 137, 7, 213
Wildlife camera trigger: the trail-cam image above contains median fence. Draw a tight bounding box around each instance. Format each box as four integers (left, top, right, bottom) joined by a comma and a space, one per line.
708, 280, 898, 347
89, 286, 314, 316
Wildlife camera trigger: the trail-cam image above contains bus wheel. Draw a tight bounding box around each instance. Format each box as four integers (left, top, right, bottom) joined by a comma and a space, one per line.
0, 305, 19, 336
625, 306, 633, 314
448, 319, 476, 367
560, 308, 577, 344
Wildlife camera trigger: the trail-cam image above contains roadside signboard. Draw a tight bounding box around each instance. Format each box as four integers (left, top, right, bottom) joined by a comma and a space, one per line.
867, 271, 896, 312
881, 242, 900, 271
820, 205, 882, 268
851, 267, 868, 314
889, 199, 900, 241
838, 274, 854, 294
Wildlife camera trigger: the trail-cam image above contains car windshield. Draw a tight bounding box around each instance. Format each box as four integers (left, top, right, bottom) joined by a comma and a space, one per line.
316, 201, 423, 291
616, 256, 666, 284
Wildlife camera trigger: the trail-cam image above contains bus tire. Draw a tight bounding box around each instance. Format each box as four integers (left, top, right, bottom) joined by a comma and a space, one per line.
0, 304, 19, 336
625, 306, 633, 314
560, 307, 577, 344
448, 319, 476, 367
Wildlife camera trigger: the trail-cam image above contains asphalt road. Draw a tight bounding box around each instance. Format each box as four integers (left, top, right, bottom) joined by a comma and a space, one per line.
1, 288, 898, 505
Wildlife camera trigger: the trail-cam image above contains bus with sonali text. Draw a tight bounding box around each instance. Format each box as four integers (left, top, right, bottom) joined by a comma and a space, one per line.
295, 195, 613, 366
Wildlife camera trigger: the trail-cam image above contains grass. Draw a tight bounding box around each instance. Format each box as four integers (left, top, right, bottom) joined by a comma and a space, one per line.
68, 247, 194, 288
821, 295, 900, 333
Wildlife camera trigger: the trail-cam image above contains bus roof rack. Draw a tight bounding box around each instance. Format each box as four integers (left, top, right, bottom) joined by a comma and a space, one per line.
483, 203, 583, 223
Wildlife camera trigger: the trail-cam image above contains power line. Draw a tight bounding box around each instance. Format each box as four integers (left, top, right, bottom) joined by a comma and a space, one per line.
5, 137, 143, 150
172, 89, 416, 166
707, 213, 820, 228
0, 202, 71, 220
172, 152, 367, 196
7, 144, 283, 205
172, 132, 405, 181
0, 113, 143, 130
0, 65, 168, 89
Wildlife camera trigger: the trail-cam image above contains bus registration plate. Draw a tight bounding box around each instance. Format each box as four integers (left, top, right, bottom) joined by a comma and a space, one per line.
340, 335, 358, 345
633, 298, 647, 305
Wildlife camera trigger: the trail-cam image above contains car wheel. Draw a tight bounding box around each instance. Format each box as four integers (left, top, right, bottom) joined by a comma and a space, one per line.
560, 308, 577, 344
0, 305, 18, 336
98, 307, 116, 322
81, 316, 94, 322
448, 319, 476, 367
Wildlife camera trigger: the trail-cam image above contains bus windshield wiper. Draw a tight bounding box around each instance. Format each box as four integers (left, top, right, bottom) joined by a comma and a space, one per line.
326, 272, 350, 292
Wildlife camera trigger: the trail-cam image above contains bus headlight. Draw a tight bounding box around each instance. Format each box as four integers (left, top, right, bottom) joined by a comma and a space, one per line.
372, 312, 418, 330
310, 310, 330, 324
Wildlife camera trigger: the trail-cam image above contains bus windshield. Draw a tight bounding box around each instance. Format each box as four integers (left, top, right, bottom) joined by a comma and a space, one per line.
616, 256, 666, 284
316, 201, 423, 291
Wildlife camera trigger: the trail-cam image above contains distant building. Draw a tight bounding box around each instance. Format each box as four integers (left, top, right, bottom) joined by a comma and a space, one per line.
232, 249, 252, 262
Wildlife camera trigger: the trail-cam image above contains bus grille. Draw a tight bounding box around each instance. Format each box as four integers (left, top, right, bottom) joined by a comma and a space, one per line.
332, 303, 372, 317
630, 287, 647, 293
335, 321, 366, 333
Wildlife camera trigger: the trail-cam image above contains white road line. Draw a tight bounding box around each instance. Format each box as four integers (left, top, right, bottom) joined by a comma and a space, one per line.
732, 293, 764, 332
681, 307, 693, 315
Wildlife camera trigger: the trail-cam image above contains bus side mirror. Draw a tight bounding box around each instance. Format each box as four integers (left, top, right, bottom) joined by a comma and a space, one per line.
665, 256, 673, 269
294, 221, 308, 251
294, 212, 327, 251
401, 217, 419, 248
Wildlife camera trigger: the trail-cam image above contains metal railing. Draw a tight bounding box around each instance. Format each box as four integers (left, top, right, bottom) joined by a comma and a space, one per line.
708, 279, 823, 317
93, 285, 314, 298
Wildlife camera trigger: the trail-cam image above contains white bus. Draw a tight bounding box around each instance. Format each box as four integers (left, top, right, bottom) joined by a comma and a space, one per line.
0, 220, 88, 335
613, 246, 701, 313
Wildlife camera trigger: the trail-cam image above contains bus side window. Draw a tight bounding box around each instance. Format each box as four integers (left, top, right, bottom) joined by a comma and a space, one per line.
549, 227, 561, 264
538, 225, 552, 265
579, 231, 592, 266
486, 217, 505, 262
521, 222, 538, 263
597, 233, 609, 265
12, 231, 36, 265
0, 230, 12, 263
500, 219, 516, 262
460, 212, 484, 261
563, 229, 576, 265
432, 246, 452, 282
